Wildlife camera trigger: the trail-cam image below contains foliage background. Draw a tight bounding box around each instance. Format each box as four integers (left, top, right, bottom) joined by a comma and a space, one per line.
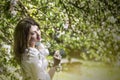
0, 0, 120, 79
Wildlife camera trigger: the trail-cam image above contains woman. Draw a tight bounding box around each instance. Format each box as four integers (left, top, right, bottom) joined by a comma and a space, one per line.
14, 17, 61, 80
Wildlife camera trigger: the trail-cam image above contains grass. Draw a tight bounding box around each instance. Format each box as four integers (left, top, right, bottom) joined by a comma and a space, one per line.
53, 61, 120, 80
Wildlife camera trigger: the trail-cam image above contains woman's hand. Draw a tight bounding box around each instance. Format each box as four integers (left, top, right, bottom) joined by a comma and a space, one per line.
53, 50, 62, 67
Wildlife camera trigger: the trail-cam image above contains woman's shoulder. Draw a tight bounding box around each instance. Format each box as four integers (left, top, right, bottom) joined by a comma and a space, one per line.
22, 47, 39, 61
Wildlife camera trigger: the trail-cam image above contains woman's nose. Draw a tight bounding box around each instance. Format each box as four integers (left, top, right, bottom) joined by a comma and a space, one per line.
37, 32, 40, 37
36, 31, 40, 35
36, 31, 41, 39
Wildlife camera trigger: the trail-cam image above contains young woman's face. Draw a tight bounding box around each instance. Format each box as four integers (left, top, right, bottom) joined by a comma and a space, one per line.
28, 25, 41, 47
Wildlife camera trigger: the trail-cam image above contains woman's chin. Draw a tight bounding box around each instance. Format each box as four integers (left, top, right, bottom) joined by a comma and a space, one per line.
29, 42, 36, 47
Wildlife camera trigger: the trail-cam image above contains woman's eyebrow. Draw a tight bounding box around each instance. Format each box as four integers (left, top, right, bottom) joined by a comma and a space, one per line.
30, 31, 36, 34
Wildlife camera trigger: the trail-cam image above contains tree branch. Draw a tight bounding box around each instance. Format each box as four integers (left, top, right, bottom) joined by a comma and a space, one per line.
59, 0, 76, 32
17, 0, 31, 17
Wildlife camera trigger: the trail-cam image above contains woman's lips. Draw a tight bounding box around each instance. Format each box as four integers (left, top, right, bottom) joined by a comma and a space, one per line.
37, 36, 40, 41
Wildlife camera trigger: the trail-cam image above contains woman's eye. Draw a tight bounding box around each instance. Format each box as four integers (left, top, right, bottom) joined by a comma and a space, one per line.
31, 32, 35, 35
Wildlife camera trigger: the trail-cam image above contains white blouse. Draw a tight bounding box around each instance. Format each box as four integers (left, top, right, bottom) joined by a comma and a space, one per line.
21, 44, 51, 80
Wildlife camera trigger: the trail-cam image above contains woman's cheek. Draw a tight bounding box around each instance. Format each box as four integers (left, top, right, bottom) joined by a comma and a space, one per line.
31, 35, 37, 41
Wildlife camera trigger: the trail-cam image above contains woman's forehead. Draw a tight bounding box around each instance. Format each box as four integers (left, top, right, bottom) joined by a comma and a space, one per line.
30, 25, 39, 32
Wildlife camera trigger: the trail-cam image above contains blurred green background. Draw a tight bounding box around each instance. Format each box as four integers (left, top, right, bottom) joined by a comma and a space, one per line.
0, 0, 120, 80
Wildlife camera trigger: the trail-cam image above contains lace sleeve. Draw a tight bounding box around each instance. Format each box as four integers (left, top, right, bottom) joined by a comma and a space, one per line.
37, 43, 49, 56
21, 48, 50, 80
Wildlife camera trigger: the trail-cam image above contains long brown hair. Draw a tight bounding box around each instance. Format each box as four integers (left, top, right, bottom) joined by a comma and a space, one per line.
14, 17, 39, 64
